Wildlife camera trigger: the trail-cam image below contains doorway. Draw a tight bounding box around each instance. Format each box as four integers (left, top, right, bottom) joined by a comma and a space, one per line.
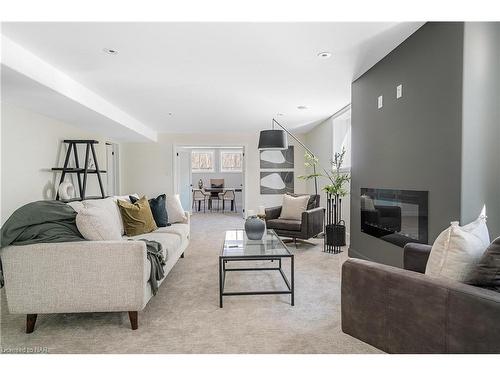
174, 145, 246, 216
105, 142, 120, 196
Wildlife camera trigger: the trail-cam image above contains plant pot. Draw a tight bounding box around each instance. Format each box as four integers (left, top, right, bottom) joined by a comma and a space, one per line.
245, 216, 266, 240
326, 223, 346, 246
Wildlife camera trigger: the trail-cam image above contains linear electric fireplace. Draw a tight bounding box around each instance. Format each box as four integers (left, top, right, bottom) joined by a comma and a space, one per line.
360, 188, 428, 248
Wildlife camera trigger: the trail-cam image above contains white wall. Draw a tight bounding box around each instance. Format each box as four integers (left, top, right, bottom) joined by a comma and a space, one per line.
461, 22, 500, 238
120, 132, 307, 213
305, 117, 333, 205
1, 103, 116, 223
305, 111, 351, 238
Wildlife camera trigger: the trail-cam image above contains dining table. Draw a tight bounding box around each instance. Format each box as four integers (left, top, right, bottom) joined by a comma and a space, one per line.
192, 187, 242, 211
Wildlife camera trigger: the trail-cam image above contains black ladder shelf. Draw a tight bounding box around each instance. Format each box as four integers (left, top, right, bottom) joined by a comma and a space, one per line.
52, 140, 106, 202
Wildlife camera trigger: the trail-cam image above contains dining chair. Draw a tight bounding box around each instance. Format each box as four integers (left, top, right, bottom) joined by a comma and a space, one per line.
192, 189, 209, 213
208, 178, 224, 211
218, 189, 236, 212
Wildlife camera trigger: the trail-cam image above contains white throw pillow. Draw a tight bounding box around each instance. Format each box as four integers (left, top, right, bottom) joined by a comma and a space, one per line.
425, 213, 490, 281
166, 194, 187, 223
81, 197, 124, 236
76, 207, 122, 240
279, 194, 310, 221
67, 201, 84, 213
112, 194, 139, 203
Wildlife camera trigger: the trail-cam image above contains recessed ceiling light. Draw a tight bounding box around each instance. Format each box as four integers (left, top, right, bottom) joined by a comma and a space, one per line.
297, 105, 308, 110
102, 48, 119, 55
317, 51, 332, 59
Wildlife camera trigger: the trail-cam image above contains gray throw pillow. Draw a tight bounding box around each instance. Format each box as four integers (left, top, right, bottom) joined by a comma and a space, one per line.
465, 236, 500, 292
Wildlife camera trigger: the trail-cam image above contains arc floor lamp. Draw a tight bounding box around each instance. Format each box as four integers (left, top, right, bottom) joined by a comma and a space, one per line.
258, 118, 318, 196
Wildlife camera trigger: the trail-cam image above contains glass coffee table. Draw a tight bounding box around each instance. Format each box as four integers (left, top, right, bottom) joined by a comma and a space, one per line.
219, 229, 294, 308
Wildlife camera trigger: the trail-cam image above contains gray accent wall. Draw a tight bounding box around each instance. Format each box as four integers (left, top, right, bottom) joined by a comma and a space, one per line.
350, 23, 465, 267
461, 23, 500, 240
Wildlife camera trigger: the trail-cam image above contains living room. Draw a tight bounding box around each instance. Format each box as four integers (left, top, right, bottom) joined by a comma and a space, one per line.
1, 1, 499, 373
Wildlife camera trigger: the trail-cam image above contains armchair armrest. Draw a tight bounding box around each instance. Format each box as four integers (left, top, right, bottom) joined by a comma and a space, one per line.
301, 207, 325, 237
0, 240, 148, 314
265, 206, 282, 221
403, 242, 432, 273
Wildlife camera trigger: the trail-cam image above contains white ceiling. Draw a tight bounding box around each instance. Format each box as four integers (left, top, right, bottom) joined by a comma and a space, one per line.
1, 22, 423, 139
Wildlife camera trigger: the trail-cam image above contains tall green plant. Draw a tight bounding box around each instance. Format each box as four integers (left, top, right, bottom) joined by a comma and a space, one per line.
299, 147, 351, 197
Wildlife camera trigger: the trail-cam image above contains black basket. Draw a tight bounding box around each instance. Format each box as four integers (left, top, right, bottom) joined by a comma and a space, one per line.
326, 221, 346, 247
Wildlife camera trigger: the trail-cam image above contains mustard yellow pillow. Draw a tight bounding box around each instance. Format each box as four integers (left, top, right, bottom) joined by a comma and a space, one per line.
117, 196, 157, 236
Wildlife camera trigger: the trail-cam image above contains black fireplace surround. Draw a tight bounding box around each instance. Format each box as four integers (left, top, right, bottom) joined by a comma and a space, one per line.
360, 188, 428, 248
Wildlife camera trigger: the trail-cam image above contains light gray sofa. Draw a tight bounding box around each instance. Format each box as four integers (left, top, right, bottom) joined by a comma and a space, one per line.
341, 243, 500, 353
0, 199, 190, 333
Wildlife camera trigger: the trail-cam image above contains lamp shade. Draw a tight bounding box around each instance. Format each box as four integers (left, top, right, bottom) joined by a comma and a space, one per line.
258, 129, 288, 150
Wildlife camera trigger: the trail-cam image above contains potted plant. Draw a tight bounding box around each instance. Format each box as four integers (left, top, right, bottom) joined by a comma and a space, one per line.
300, 148, 351, 252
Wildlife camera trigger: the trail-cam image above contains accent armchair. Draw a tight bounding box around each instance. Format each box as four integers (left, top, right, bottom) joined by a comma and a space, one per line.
265, 194, 324, 245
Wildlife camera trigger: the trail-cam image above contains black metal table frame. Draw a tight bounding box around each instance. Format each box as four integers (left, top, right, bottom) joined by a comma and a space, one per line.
218, 254, 294, 308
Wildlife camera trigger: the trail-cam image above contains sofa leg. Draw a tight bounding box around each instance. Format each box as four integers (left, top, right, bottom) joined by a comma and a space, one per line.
26, 314, 37, 334
128, 311, 138, 330
181, 252, 185, 258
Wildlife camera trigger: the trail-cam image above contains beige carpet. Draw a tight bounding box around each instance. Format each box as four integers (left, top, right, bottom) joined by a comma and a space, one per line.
0, 213, 381, 354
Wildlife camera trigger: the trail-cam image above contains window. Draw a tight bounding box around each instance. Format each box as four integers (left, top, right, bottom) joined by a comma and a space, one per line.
191, 150, 214, 172
220, 150, 243, 172
333, 107, 351, 170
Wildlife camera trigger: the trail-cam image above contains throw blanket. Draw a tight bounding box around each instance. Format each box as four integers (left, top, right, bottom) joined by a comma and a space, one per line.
135, 239, 167, 296
0, 200, 84, 288
1, 200, 84, 247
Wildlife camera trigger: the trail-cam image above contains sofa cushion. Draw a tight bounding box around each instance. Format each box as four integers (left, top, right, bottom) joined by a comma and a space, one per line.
154, 223, 189, 242
279, 194, 309, 221
267, 218, 302, 232
466, 236, 500, 292
425, 213, 490, 282
125, 232, 181, 261
117, 196, 157, 237
75, 206, 122, 240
